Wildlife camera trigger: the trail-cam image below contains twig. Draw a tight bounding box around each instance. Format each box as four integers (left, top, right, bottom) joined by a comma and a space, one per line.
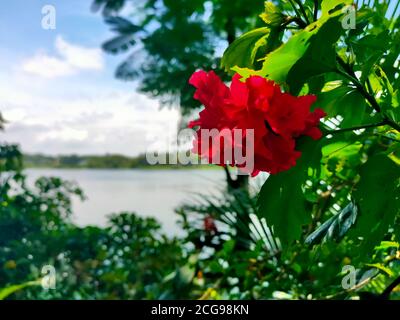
380, 274, 400, 299
326, 121, 388, 135
335, 58, 400, 132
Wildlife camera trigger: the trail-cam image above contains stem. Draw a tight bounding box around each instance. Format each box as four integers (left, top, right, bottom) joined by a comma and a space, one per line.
335, 57, 400, 132
336, 66, 380, 113
381, 274, 400, 299
326, 121, 387, 135
336, 56, 356, 77
365, 77, 374, 97
225, 17, 236, 45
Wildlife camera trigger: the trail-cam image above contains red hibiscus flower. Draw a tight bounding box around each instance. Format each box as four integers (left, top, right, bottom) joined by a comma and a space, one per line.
204, 215, 218, 233
188, 70, 326, 176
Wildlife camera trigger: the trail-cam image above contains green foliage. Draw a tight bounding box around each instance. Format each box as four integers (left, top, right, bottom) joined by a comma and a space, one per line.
231, 0, 351, 92
305, 201, 358, 245
101, 16, 140, 53
0, 144, 185, 299
94, 0, 265, 114
178, 189, 279, 253
0, 144, 23, 172
221, 0, 400, 260
177, 189, 400, 299
351, 154, 400, 254
1, 142, 399, 299
258, 137, 322, 244
221, 27, 272, 72
258, 168, 309, 244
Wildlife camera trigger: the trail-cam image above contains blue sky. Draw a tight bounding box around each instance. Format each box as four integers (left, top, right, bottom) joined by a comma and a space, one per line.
0, 0, 180, 156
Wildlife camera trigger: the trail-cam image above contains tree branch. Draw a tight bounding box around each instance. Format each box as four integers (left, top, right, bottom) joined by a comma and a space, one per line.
225, 17, 236, 45
326, 121, 388, 135
335, 57, 400, 132
380, 274, 400, 299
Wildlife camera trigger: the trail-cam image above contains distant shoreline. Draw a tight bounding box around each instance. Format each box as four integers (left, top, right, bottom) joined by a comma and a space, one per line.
25, 165, 220, 170
23, 153, 220, 170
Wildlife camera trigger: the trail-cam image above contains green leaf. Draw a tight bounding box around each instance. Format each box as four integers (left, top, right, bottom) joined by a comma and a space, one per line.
102, 16, 140, 53
321, 0, 352, 16
102, 35, 136, 54
286, 18, 345, 93
257, 138, 322, 244
337, 90, 367, 128
0, 280, 41, 300
258, 168, 307, 244
317, 86, 369, 129
351, 31, 391, 65
221, 239, 236, 255
221, 27, 276, 73
368, 66, 399, 122
315, 85, 351, 116
305, 201, 358, 245
322, 141, 363, 180
374, 241, 399, 251
104, 16, 141, 34
233, 25, 316, 83
259, 2, 285, 27
351, 154, 400, 254
233, 0, 350, 85
365, 263, 394, 277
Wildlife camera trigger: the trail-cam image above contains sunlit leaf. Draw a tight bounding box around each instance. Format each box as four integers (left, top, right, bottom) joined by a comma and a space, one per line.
221, 27, 271, 72
257, 138, 322, 244
351, 153, 400, 254
0, 280, 41, 300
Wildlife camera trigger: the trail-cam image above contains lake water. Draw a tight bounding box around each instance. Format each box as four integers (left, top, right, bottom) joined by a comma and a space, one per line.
26, 168, 226, 235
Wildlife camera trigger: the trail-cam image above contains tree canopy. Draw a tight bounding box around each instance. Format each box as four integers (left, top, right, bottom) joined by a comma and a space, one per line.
93, 0, 265, 114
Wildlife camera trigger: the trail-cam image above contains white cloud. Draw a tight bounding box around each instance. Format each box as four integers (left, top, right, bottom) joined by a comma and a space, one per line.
22, 53, 75, 78
21, 36, 104, 78
38, 127, 89, 142
0, 78, 181, 156
55, 36, 103, 70
2, 108, 27, 122
1, 36, 181, 156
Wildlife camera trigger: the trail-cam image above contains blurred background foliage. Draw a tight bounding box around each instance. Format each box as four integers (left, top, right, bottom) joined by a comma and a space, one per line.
0, 142, 399, 299
0, 147, 185, 299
